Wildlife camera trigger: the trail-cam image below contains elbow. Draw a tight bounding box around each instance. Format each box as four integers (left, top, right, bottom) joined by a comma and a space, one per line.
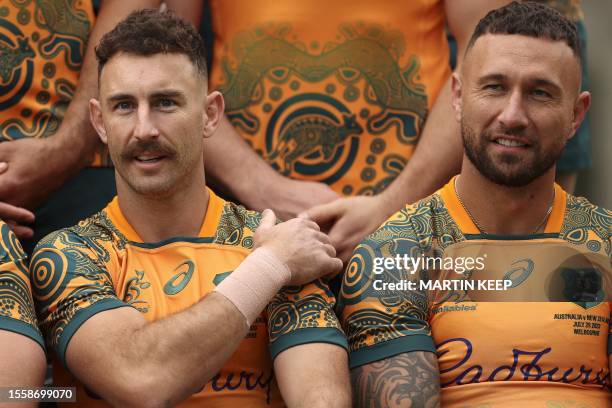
102, 372, 175, 408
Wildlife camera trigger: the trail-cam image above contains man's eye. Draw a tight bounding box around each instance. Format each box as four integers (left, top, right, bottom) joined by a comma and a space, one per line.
115, 101, 132, 111
531, 89, 552, 98
157, 98, 176, 108
484, 84, 503, 92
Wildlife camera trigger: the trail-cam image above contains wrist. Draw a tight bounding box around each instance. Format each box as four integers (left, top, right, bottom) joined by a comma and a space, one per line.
214, 247, 290, 325
236, 170, 288, 211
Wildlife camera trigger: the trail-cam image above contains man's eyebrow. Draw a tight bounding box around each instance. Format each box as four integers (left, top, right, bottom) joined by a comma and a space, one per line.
150, 89, 186, 99
530, 78, 562, 92
476, 73, 506, 84
106, 93, 134, 103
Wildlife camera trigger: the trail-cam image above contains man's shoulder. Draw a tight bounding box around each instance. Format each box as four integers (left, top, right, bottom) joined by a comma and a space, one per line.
561, 194, 611, 249
33, 209, 125, 261
212, 200, 262, 249
367, 192, 448, 246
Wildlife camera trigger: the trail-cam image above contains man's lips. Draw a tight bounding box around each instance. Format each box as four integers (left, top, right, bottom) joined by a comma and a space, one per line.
491, 135, 532, 148
134, 154, 166, 162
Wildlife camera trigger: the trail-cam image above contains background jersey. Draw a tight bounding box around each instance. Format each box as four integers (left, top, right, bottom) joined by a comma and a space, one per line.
0, 0, 109, 166
339, 178, 611, 406
208, 0, 450, 195
30, 189, 347, 407
0, 220, 43, 348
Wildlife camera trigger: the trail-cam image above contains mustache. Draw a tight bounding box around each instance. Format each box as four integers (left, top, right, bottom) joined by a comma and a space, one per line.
121, 139, 175, 160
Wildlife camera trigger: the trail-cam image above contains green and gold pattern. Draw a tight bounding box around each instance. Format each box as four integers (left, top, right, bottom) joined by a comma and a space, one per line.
216, 22, 428, 194
0, 220, 44, 346
0, 0, 110, 165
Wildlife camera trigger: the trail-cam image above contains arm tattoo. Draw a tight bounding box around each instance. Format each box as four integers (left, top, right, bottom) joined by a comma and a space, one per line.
351, 351, 440, 408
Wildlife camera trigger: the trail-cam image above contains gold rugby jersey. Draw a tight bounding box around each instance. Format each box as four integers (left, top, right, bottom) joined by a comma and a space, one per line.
31, 188, 347, 407
339, 178, 611, 407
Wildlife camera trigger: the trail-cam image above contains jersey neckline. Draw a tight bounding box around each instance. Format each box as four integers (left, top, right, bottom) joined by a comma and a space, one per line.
105, 187, 226, 243
439, 176, 567, 237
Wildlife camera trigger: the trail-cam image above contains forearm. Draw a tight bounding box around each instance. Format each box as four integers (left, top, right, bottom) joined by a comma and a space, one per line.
77, 293, 249, 407
0, 333, 46, 388
129, 292, 248, 405
204, 116, 284, 207
275, 343, 351, 408
379, 78, 462, 210
351, 352, 440, 408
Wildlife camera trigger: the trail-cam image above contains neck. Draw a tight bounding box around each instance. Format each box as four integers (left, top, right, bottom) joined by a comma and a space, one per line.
116, 174, 209, 243
457, 158, 556, 235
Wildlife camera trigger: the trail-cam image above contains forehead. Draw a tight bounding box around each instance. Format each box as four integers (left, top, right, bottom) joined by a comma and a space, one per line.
464, 34, 580, 87
99, 52, 203, 96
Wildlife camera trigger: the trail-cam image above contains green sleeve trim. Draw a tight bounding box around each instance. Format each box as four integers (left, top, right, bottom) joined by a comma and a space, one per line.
57, 298, 131, 368
0, 316, 45, 352
349, 334, 436, 369
269, 327, 348, 360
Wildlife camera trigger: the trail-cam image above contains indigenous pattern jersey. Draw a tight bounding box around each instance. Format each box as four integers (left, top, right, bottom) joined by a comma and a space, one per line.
339, 178, 612, 406
0, 0, 109, 166
208, 0, 450, 195
0, 220, 43, 348
31, 189, 347, 407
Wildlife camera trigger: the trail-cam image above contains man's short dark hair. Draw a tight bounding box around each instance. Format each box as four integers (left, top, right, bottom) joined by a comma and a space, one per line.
95, 9, 207, 79
466, 1, 580, 62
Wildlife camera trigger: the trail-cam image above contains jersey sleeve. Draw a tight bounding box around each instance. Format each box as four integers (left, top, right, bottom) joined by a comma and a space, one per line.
267, 278, 348, 359
0, 221, 44, 350
30, 229, 130, 366
337, 208, 435, 369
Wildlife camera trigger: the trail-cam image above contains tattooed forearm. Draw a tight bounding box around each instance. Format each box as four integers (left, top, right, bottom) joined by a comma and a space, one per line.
350, 351, 440, 408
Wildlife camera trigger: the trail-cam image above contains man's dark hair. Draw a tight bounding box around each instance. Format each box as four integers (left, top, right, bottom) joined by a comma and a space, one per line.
95, 9, 207, 79
466, 1, 580, 61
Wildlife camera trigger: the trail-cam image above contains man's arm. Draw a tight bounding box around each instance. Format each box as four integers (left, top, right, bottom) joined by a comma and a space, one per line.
274, 343, 351, 408
351, 352, 440, 408
204, 117, 339, 221
0, 332, 46, 408
66, 293, 248, 407
305, 0, 511, 262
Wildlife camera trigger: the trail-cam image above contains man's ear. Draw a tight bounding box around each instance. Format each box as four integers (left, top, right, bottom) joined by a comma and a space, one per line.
89, 98, 108, 145
450, 72, 463, 123
567, 91, 591, 142
203, 91, 225, 138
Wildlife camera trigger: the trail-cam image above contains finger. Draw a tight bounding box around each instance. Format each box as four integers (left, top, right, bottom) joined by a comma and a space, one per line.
314, 231, 332, 245
321, 243, 336, 258
303, 219, 320, 231
299, 199, 346, 225
258, 208, 277, 230
325, 257, 344, 277
339, 247, 354, 264
0, 162, 8, 175
5, 222, 34, 240
0, 202, 35, 223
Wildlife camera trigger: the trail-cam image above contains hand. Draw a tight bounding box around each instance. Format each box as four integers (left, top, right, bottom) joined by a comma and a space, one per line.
258, 178, 340, 221
0, 136, 84, 209
302, 195, 396, 263
0, 202, 35, 239
254, 209, 343, 285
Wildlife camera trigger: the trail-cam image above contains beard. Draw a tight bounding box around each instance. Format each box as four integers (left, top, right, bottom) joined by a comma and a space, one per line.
461, 119, 566, 187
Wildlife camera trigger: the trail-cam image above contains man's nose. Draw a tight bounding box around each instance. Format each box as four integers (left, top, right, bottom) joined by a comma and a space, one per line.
498, 90, 529, 130
133, 106, 160, 139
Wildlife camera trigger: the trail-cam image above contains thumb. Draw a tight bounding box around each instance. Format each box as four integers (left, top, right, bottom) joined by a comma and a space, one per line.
258, 208, 277, 230
300, 199, 345, 224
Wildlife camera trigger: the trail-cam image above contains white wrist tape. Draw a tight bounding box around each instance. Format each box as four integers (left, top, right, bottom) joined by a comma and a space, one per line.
214, 247, 291, 326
